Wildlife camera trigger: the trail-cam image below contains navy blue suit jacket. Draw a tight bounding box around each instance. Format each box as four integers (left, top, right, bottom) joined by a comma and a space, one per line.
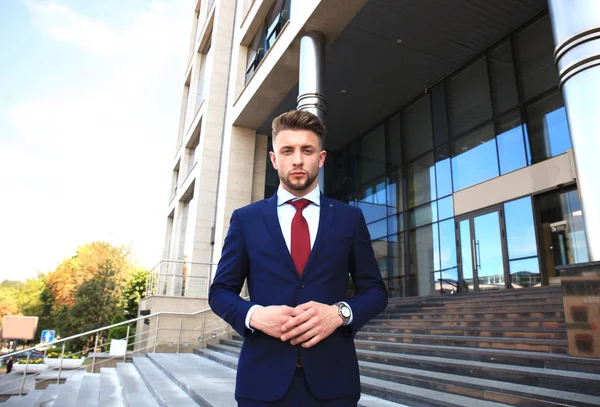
209, 193, 388, 402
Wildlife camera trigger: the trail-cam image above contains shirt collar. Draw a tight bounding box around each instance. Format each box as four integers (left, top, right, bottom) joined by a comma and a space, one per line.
277, 184, 321, 207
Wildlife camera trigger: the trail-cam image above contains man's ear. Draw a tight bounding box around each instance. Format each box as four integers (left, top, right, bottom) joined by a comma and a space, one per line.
269, 151, 278, 170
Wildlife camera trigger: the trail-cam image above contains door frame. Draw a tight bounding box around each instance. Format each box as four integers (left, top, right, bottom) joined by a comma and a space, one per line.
455, 204, 511, 293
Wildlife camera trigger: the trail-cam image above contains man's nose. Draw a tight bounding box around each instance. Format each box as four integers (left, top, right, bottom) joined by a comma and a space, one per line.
292, 150, 303, 165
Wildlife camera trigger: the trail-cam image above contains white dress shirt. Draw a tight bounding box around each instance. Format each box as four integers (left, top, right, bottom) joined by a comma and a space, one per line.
245, 184, 352, 330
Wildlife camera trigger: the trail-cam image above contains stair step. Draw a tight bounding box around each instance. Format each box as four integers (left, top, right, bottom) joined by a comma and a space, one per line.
99, 368, 125, 407
4, 390, 44, 407
354, 340, 600, 372
117, 363, 159, 407
355, 332, 568, 353
147, 353, 237, 406
207, 343, 242, 357
358, 394, 411, 407
369, 318, 566, 328
34, 383, 60, 407
378, 310, 564, 320
386, 300, 565, 312
387, 287, 562, 305
193, 348, 239, 369
361, 325, 567, 339
73, 373, 101, 407
360, 375, 512, 407
359, 360, 600, 406
357, 348, 600, 396
133, 356, 198, 407
50, 370, 85, 407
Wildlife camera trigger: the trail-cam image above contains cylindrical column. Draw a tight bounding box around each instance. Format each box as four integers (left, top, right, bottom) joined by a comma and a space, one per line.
298, 31, 327, 123
549, 0, 600, 261
298, 31, 327, 189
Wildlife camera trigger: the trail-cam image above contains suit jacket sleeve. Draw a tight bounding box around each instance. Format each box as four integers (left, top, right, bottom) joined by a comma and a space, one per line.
345, 209, 388, 335
208, 209, 256, 337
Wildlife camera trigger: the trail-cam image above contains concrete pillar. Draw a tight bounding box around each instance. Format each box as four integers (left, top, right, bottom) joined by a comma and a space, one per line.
549, 0, 600, 260
297, 31, 327, 189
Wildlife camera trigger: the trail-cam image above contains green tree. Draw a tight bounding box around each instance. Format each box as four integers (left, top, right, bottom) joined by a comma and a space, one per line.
0, 284, 20, 318
119, 267, 148, 320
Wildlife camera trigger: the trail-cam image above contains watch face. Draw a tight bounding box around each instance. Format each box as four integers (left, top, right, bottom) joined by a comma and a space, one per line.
341, 307, 351, 318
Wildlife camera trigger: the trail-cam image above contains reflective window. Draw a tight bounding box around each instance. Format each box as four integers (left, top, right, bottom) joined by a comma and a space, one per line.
358, 179, 387, 224
526, 92, 571, 164
437, 196, 454, 221
387, 170, 403, 216
504, 197, 537, 259
386, 114, 402, 169
510, 257, 541, 288
496, 111, 527, 174
367, 219, 388, 240
439, 219, 457, 270
435, 146, 452, 198
409, 224, 438, 296
265, 0, 290, 50
451, 124, 499, 191
407, 154, 436, 208
388, 233, 408, 297
403, 95, 433, 161
515, 16, 558, 101
436, 268, 459, 294
407, 202, 437, 229
448, 57, 493, 138
459, 219, 474, 292
359, 125, 386, 184
387, 213, 403, 235
246, 29, 265, 84
489, 41, 519, 114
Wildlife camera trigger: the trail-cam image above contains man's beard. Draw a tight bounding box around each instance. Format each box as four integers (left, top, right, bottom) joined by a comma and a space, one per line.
280, 170, 318, 192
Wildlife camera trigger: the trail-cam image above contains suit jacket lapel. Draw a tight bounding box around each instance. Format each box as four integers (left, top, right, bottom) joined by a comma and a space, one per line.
302, 194, 334, 279
262, 194, 297, 275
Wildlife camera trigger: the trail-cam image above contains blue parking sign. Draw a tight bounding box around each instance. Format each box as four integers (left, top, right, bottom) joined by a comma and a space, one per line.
41, 330, 55, 344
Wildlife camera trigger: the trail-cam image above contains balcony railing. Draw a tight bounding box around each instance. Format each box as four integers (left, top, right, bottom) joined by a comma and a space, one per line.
146, 259, 216, 299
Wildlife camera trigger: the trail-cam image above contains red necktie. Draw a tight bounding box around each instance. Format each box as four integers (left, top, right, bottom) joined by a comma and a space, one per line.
288, 199, 311, 276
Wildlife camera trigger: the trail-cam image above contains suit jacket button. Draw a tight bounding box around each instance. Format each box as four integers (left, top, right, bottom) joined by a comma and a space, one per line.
299, 284, 304, 289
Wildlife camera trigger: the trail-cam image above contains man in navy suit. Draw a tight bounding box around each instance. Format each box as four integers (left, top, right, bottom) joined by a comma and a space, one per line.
209, 110, 388, 406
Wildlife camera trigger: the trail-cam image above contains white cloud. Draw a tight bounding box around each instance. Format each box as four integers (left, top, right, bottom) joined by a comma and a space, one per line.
1, 0, 192, 281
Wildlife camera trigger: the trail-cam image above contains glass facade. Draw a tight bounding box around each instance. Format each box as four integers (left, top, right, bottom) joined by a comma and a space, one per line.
262, 14, 590, 297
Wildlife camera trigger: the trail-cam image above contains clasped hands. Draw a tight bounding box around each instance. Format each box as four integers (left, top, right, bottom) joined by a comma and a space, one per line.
249, 301, 344, 348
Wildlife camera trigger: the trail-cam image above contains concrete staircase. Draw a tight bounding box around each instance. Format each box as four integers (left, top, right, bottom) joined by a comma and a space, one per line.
3, 286, 600, 406
195, 286, 600, 406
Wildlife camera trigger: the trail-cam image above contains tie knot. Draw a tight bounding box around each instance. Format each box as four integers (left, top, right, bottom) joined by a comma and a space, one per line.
288, 199, 311, 211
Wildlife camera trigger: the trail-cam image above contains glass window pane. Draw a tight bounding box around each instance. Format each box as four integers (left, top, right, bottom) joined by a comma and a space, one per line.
435, 146, 452, 198
389, 233, 407, 297
407, 154, 436, 208
451, 124, 499, 191
438, 196, 454, 221
358, 180, 387, 224
515, 16, 559, 101
510, 257, 541, 288
403, 95, 433, 161
387, 214, 403, 235
359, 125, 386, 184
504, 196, 537, 259
436, 268, 459, 295
459, 219, 474, 292
409, 224, 437, 296
448, 57, 493, 138
489, 40, 519, 114
372, 239, 389, 278
496, 111, 527, 174
439, 219, 457, 270
408, 202, 437, 229
526, 92, 571, 164
387, 170, 403, 216
474, 212, 506, 291
432, 83, 449, 147
367, 219, 388, 240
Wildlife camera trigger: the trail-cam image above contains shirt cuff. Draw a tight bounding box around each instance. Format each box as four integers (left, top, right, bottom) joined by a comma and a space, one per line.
340, 301, 353, 325
245, 304, 262, 331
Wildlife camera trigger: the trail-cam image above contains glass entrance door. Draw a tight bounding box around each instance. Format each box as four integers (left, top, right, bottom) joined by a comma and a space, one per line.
457, 207, 508, 292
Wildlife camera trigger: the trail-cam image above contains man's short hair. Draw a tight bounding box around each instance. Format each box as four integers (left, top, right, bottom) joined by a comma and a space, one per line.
272, 110, 325, 147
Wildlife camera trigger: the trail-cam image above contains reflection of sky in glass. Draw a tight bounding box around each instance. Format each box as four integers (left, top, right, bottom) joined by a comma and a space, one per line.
473, 212, 504, 279
367, 218, 387, 240
504, 197, 537, 259
439, 219, 457, 269
437, 196, 454, 220
433, 223, 440, 271
452, 139, 499, 191
459, 220, 473, 280
545, 107, 571, 157
435, 158, 452, 198
430, 165, 437, 201
497, 125, 527, 174
509, 257, 539, 275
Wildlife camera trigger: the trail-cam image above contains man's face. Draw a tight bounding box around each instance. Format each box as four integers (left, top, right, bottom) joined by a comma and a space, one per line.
269, 129, 326, 196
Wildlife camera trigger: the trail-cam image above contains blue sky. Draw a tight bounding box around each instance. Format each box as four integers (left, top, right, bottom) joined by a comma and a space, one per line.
0, 0, 193, 281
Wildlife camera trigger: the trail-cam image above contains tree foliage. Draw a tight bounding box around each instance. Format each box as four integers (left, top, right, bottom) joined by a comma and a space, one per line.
120, 267, 149, 320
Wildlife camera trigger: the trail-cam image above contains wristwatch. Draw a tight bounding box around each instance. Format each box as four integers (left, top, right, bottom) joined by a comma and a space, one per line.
335, 302, 352, 325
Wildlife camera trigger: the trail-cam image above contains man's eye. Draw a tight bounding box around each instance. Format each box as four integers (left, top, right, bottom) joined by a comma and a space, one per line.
282, 149, 291, 154
304, 149, 312, 154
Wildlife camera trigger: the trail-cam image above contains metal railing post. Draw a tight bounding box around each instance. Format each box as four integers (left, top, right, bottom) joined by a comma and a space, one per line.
153, 316, 160, 353
57, 343, 66, 384
177, 317, 183, 354
91, 334, 99, 373
19, 354, 30, 396
124, 324, 130, 362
